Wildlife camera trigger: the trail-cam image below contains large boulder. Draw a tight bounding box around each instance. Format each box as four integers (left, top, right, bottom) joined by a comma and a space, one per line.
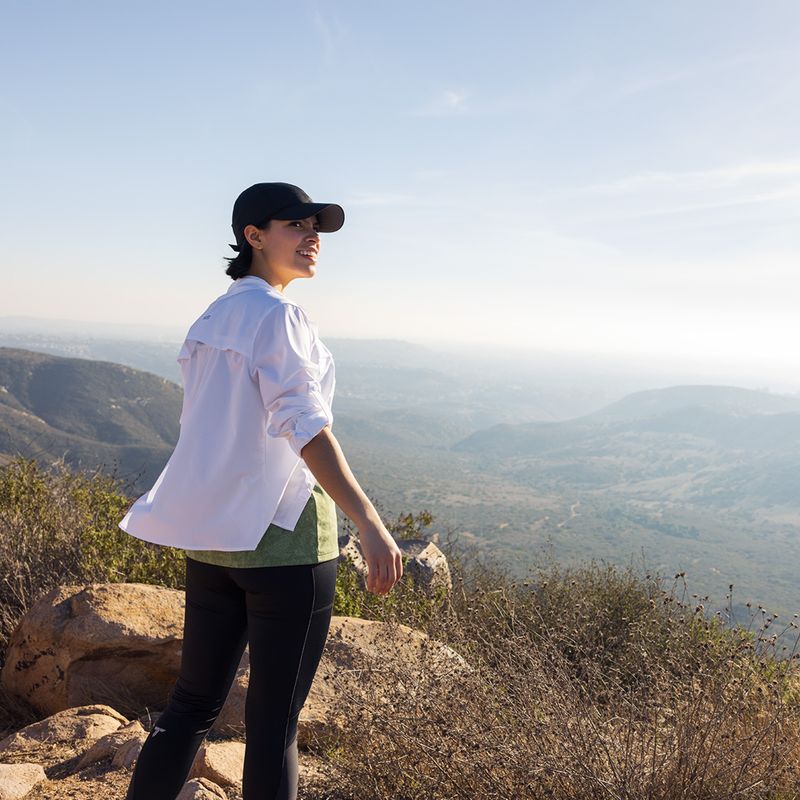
213, 615, 469, 747
1, 583, 184, 717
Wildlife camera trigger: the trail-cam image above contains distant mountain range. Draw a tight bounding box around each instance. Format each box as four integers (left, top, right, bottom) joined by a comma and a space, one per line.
2, 345, 799, 624
592, 385, 800, 420
455, 385, 800, 505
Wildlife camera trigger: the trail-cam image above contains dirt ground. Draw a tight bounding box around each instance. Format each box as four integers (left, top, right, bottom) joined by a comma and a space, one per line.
8, 741, 344, 799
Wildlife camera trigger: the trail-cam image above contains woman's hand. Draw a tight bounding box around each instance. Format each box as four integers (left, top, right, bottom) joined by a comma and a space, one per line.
358, 519, 403, 596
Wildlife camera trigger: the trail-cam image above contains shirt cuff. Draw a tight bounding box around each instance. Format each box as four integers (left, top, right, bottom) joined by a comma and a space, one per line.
284, 408, 332, 458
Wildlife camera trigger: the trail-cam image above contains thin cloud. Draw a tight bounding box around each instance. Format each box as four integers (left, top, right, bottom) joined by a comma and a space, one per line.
610, 50, 790, 102
576, 160, 800, 196
310, 7, 346, 65
613, 67, 697, 99
413, 88, 470, 117
413, 168, 447, 181
442, 89, 467, 110
625, 183, 800, 219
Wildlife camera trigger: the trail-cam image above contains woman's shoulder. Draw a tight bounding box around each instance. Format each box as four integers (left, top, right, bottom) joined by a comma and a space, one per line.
254, 295, 316, 332
249, 297, 328, 362
223, 288, 313, 332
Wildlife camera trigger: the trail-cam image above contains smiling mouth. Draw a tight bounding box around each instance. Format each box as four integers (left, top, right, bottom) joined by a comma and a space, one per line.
297, 250, 317, 260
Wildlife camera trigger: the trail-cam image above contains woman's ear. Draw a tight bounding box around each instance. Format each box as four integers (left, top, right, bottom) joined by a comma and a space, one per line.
244, 224, 262, 249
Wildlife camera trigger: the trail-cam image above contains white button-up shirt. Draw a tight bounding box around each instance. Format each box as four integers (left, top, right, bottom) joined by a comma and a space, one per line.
118, 275, 336, 551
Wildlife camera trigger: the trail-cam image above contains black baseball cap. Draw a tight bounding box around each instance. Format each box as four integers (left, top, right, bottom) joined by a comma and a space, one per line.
229, 182, 345, 252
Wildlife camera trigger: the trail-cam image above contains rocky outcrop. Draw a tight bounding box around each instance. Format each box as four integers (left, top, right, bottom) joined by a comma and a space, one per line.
1, 583, 184, 717
397, 537, 453, 597
0, 566, 466, 797
0, 704, 128, 769
0, 703, 331, 798
337, 531, 369, 583
304, 613, 468, 745
212, 615, 470, 746
2, 536, 454, 723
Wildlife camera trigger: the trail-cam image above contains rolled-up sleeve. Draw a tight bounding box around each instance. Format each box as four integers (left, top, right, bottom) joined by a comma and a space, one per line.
251, 303, 333, 458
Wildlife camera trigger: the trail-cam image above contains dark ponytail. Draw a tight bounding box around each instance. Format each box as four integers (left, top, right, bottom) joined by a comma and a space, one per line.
223, 219, 272, 281
223, 243, 253, 280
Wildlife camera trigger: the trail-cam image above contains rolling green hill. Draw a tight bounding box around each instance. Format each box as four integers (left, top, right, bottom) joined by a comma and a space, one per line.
449, 385, 800, 622
454, 386, 800, 505
0, 347, 180, 489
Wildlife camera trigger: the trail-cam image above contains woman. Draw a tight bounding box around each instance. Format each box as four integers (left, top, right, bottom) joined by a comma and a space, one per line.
119, 182, 403, 799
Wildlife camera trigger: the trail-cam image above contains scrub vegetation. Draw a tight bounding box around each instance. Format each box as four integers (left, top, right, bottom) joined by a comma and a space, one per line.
322, 545, 800, 799
1, 455, 800, 798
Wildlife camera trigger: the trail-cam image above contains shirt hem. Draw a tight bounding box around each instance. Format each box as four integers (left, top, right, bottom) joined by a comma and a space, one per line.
186, 550, 340, 568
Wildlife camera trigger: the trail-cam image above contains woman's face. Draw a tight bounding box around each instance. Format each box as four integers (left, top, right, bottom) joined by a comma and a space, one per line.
245, 215, 321, 286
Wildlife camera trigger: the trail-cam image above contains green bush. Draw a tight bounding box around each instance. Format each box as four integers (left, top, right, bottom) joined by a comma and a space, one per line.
0, 456, 185, 668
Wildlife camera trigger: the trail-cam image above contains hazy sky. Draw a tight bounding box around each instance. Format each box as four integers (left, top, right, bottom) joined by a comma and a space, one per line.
2, 1, 799, 376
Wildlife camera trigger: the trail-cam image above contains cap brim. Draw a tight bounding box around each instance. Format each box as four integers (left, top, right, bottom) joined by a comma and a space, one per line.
270, 202, 345, 233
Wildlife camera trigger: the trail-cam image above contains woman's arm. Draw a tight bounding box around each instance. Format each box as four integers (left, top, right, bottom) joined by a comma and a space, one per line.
300, 426, 403, 596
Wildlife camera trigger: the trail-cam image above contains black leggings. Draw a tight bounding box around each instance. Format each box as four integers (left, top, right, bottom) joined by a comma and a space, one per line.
126, 555, 338, 800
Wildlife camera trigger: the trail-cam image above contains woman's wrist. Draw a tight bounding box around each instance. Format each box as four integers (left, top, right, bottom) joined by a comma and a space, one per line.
353, 504, 383, 533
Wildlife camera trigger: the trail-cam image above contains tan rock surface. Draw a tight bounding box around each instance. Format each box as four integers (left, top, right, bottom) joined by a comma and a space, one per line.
176, 776, 228, 799
188, 740, 245, 789
211, 650, 249, 738
0, 762, 47, 800
302, 616, 468, 744
213, 615, 469, 750
1, 583, 185, 717
337, 532, 369, 591
338, 533, 452, 598
398, 537, 453, 597
0, 704, 128, 770
76, 720, 146, 770
111, 727, 149, 769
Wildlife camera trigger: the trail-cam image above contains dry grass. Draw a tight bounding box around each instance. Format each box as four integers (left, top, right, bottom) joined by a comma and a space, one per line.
316, 541, 800, 800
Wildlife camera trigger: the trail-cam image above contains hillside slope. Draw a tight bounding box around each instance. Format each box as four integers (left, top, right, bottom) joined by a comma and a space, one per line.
0, 347, 180, 489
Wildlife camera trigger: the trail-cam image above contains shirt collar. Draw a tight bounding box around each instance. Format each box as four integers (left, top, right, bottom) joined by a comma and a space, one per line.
225, 275, 284, 298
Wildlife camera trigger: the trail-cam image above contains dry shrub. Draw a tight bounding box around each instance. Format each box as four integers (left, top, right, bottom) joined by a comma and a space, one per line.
0, 455, 185, 735
319, 536, 800, 800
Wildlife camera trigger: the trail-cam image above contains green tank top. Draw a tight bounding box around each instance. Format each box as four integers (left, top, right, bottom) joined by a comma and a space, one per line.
184, 483, 339, 568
